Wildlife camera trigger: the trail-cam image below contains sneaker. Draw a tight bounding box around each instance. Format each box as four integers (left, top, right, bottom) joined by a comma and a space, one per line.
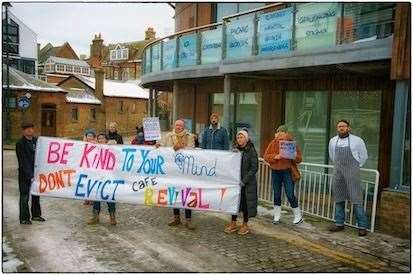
329, 225, 345, 232
237, 223, 250, 235
358, 229, 367, 237
20, 220, 32, 225
224, 222, 238, 233
32, 216, 46, 222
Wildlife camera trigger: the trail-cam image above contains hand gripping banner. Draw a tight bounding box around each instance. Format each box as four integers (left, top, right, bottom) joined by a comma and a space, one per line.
31, 137, 242, 214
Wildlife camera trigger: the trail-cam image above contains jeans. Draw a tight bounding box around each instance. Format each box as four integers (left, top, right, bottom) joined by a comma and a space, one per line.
19, 177, 41, 221
93, 201, 116, 214
173, 208, 192, 219
334, 201, 368, 229
272, 170, 298, 208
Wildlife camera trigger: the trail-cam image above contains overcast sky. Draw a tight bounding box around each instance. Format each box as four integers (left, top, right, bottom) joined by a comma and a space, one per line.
10, 2, 175, 57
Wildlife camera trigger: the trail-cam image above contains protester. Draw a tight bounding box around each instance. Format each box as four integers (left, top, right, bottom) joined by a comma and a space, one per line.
328, 120, 369, 236
224, 129, 258, 235
263, 125, 303, 225
201, 113, 229, 150
82, 129, 97, 206
107, 122, 124, 144
16, 122, 45, 224
159, 119, 196, 229
131, 125, 156, 145
88, 133, 117, 225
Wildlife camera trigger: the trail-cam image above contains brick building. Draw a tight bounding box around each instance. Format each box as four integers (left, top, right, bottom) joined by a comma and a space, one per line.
87, 28, 156, 80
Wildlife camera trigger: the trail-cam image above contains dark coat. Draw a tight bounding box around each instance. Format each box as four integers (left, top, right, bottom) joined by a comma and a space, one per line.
238, 142, 258, 218
16, 136, 37, 191
107, 131, 124, 144
201, 125, 229, 150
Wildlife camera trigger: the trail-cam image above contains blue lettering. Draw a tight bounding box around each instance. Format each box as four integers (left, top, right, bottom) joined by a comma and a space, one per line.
137, 150, 166, 175
122, 148, 136, 171
75, 174, 87, 197
100, 180, 111, 200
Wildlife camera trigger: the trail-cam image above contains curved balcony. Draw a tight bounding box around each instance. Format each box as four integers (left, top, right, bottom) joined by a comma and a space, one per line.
141, 3, 395, 87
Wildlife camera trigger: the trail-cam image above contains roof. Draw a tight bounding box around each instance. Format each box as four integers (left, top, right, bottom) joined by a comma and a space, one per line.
46, 56, 90, 67
2, 66, 65, 92
74, 75, 149, 99
65, 88, 101, 105
104, 38, 155, 61
38, 43, 61, 64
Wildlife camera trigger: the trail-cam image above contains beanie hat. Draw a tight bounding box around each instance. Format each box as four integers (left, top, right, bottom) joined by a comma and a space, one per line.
276, 125, 288, 133
84, 128, 96, 137
237, 129, 249, 141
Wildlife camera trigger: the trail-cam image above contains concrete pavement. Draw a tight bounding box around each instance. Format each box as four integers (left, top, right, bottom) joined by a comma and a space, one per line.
2, 149, 410, 272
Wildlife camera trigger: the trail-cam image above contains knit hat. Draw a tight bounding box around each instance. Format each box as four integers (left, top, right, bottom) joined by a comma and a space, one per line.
84, 128, 96, 137
21, 122, 34, 129
237, 129, 249, 141
276, 125, 288, 133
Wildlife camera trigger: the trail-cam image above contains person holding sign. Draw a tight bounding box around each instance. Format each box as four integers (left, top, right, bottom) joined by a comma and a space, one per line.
328, 120, 368, 237
224, 130, 258, 235
16, 122, 45, 224
82, 129, 97, 206
201, 113, 229, 150
87, 133, 117, 225
158, 119, 196, 229
263, 125, 303, 225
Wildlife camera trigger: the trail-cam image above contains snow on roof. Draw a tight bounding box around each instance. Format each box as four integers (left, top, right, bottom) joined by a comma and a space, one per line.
2, 66, 65, 92
75, 75, 149, 99
65, 88, 101, 105
46, 56, 90, 67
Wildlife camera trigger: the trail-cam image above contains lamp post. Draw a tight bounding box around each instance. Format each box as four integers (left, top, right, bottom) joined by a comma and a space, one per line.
3, 2, 12, 142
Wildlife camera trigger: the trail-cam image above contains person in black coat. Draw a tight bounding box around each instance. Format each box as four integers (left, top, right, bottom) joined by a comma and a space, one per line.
107, 122, 124, 144
224, 129, 258, 235
15, 122, 45, 224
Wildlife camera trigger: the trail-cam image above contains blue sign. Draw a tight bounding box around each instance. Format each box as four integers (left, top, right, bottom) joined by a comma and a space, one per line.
258, 7, 293, 55
162, 38, 176, 70
226, 18, 254, 60
151, 43, 161, 72
179, 34, 197, 67
17, 96, 30, 110
201, 27, 222, 64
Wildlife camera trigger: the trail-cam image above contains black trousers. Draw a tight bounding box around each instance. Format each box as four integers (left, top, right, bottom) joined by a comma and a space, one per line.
173, 208, 192, 219
19, 176, 41, 221
232, 187, 248, 223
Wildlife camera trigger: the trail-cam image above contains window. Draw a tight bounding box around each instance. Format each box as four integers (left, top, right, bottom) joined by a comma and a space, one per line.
111, 51, 116, 60
122, 49, 128, 59
90, 108, 96, 121
20, 59, 35, 75
119, 101, 124, 113
71, 108, 78, 121
122, 70, 128, 80
56, 64, 65, 72
65, 65, 73, 73
74, 66, 81, 74
132, 103, 136, 113
81, 67, 89, 75
114, 71, 118, 80
110, 46, 129, 61
2, 19, 19, 56
216, 3, 265, 22
6, 96, 16, 108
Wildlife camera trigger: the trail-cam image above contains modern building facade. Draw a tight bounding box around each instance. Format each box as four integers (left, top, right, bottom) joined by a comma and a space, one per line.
141, 3, 411, 237
2, 9, 38, 76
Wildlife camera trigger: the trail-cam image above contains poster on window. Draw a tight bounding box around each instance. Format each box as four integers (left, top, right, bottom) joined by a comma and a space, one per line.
258, 7, 293, 55
279, 140, 297, 160
295, 2, 338, 50
143, 117, 161, 141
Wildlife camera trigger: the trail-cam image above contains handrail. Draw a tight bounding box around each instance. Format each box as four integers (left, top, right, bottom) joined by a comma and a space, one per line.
142, 22, 223, 53
222, 2, 284, 21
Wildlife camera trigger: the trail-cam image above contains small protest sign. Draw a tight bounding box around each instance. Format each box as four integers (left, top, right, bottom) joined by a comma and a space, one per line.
143, 117, 161, 141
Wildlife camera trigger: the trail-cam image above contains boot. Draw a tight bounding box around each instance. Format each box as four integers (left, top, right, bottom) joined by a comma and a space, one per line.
273, 205, 282, 224
237, 223, 250, 235
109, 212, 117, 225
87, 210, 99, 225
329, 224, 345, 232
185, 219, 196, 230
292, 207, 303, 224
168, 215, 181, 226
224, 221, 238, 233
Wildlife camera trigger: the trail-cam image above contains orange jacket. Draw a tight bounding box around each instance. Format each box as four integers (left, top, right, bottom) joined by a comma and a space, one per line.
263, 132, 303, 171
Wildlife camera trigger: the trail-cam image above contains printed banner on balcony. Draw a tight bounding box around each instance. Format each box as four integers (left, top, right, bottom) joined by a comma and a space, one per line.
259, 7, 293, 55
226, 17, 254, 60
31, 137, 242, 214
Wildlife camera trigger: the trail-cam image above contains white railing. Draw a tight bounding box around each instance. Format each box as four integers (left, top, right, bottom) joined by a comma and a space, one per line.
257, 158, 380, 232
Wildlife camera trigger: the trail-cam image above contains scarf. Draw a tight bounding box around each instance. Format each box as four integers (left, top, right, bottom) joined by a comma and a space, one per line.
172, 129, 188, 147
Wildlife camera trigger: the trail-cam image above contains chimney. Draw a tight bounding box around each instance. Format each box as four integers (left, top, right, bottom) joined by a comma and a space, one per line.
145, 27, 156, 40
90, 33, 104, 58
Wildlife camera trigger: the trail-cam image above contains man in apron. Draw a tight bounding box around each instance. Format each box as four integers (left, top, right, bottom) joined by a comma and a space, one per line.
328, 120, 369, 236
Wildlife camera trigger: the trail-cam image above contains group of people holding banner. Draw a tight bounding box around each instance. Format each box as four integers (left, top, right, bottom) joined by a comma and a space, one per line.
16, 112, 368, 236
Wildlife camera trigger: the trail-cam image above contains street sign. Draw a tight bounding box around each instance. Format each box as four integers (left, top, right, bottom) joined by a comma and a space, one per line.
17, 96, 31, 110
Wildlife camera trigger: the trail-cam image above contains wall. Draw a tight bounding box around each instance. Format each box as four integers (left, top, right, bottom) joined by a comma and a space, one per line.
63, 103, 101, 138
175, 3, 214, 32
46, 74, 69, 84
9, 12, 37, 62
376, 190, 410, 238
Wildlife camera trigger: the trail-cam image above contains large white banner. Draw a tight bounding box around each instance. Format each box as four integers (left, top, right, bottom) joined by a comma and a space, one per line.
31, 137, 242, 214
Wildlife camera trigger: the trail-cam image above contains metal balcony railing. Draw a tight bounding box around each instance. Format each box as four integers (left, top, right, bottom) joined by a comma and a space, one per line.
142, 2, 395, 75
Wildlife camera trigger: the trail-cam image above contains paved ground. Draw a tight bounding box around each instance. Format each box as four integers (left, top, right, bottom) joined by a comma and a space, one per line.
2, 149, 410, 272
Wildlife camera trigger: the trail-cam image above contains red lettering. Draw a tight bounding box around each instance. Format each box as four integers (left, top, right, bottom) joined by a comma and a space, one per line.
198, 188, 210, 209
187, 191, 198, 208
106, 150, 116, 170
63, 169, 76, 186
39, 174, 48, 193
55, 171, 64, 189
60, 143, 74, 164
47, 173, 56, 191
158, 189, 167, 205
80, 144, 96, 168
47, 142, 61, 163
